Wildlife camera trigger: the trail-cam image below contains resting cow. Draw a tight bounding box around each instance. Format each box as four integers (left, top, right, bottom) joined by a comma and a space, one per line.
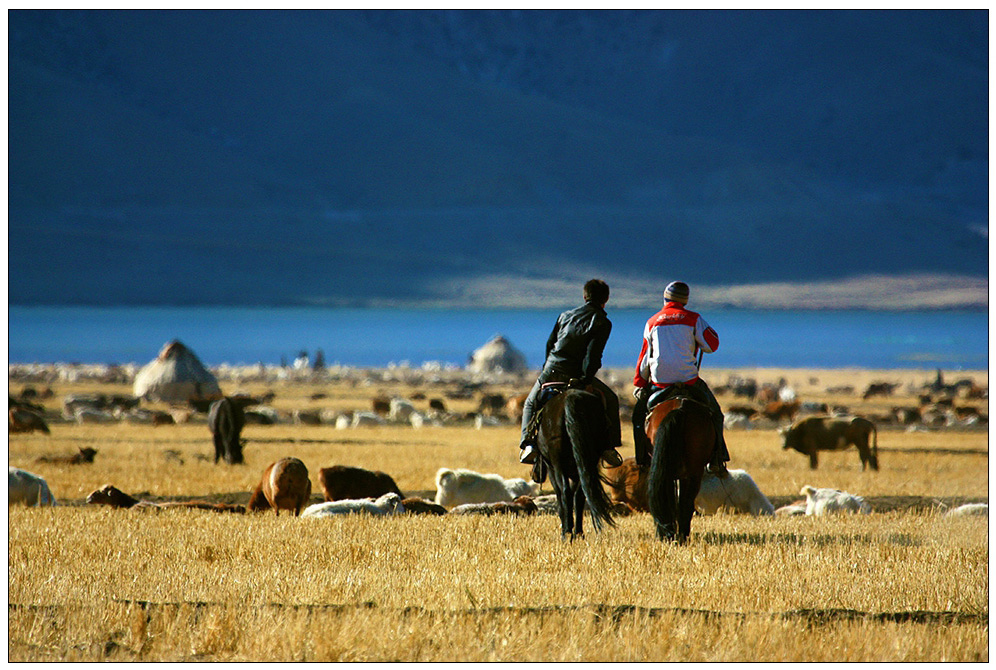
301, 492, 405, 518
780, 416, 879, 470
86, 484, 245, 513
8, 467, 57, 506
604, 458, 774, 516
800, 485, 871, 515
318, 465, 403, 501
450, 496, 539, 516
434, 468, 540, 507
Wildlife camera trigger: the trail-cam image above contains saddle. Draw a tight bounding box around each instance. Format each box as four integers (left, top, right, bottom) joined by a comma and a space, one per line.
643, 382, 717, 455
523, 379, 604, 447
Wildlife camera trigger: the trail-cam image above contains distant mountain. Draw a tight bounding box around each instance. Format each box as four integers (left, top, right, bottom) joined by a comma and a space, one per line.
8, 10, 988, 308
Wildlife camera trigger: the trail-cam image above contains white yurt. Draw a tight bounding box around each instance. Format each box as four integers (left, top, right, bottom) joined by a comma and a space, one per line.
133, 340, 222, 404
466, 334, 529, 374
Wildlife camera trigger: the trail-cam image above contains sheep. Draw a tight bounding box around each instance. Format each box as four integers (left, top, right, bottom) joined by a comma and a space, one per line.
450, 495, 539, 516
301, 492, 405, 518
351, 411, 386, 427
943, 503, 988, 518
318, 465, 403, 502
247, 458, 312, 516
433, 467, 540, 507
532, 494, 560, 515
85, 484, 245, 513
400, 497, 449, 516
389, 397, 417, 423
695, 469, 775, 516
8, 467, 57, 506
800, 485, 871, 515
775, 503, 808, 516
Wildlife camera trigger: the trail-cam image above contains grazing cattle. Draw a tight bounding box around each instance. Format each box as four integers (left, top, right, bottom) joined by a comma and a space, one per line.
8, 406, 50, 434
318, 465, 404, 502
604, 459, 774, 516
247, 458, 312, 516
37, 447, 98, 465
800, 485, 871, 515
863, 382, 898, 399
943, 503, 988, 518
400, 497, 449, 515
781, 416, 879, 470
429, 398, 447, 413
208, 397, 248, 464
433, 468, 540, 507
85, 484, 245, 513
371, 396, 391, 416
301, 492, 405, 517
450, 495, 539, 516
761, 400, 800, 422
8, 467, 57, 506
477, 394, 507, 418
695, 469, 775, 516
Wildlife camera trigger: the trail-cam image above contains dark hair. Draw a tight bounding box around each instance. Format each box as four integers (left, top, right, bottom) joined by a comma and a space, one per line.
583, 279, 610, 305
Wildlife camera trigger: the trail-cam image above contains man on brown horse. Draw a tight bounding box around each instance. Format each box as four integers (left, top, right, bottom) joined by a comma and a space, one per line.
631, 281, 730, 477
519, 279, 624, 468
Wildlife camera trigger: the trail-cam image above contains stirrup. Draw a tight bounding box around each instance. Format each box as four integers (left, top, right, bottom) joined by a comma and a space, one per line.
520, 444, 538, 464
706, 461, 729, 478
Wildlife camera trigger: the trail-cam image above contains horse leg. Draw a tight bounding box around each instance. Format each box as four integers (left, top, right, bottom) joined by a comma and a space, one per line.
573, 482, 586, 540
808, 450, 819, 469
553, 473, 573, 540
677, 476, 702, 545
657, 477, 677, 542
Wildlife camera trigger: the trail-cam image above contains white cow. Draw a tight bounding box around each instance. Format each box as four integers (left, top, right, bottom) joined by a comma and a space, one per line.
695, 469, 775, 516
434, 468, 540, 507
301, 492, 405, 518
800, 485, 871, 515
8, 467, 57, 506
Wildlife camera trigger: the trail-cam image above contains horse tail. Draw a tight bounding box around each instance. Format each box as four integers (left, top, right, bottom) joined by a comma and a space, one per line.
647, 406, 684, 538
563, 390, 616, 531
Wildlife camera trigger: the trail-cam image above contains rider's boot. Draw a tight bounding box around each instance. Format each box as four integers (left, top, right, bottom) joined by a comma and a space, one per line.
519, 441, 538, 464
706, 430, 730, 478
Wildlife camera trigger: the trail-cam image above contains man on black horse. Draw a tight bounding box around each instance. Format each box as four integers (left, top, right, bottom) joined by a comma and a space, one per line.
631, 281, 730, 477
519, 279, 624, 468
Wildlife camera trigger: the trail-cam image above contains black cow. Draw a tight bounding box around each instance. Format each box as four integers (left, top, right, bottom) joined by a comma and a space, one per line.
208, 397, 248, 464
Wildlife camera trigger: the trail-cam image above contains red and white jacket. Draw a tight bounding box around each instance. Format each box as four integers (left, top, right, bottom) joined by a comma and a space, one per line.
633, 301, 719, 388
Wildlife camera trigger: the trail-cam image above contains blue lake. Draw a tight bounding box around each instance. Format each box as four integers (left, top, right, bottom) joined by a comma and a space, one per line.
6, 306, 989, 370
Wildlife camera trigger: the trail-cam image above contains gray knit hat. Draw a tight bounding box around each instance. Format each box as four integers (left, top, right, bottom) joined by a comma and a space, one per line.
664, 281, 689, 304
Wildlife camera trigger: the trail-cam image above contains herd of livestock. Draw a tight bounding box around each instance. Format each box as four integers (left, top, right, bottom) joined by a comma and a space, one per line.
8, 364, 988, 527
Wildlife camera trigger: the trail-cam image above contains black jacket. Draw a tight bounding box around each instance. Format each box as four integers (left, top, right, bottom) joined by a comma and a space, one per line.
542, 302, 612, 381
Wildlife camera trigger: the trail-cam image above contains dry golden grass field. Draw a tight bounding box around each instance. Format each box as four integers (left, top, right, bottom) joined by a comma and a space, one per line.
7, 366, 989, 661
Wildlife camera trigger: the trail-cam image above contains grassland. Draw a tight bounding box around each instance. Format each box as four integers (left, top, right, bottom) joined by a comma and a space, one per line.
7, 367, 989, 661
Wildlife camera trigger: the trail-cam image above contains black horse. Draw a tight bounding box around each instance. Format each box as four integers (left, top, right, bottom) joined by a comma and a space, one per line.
646, 389, 716, 544
535, 386, 616, 540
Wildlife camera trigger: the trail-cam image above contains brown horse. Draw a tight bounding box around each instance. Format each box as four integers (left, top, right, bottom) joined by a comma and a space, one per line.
645, 389, 716, 544
535, 387, 616, 540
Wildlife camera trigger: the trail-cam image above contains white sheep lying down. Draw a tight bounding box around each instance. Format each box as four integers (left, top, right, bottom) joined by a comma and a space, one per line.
8, 467, 57, 506
301, 492, 405, 518
801, 485, 871, 515
434, 467, 540, 507
695, 469, 774, 516
943, 503, 988, 518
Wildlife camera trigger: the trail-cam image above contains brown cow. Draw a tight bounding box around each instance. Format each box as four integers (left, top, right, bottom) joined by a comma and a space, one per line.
37, 447, 98, 465
86, 484, 245, 513
247, 458, 312, 516
603, 458, 650, 512
505, 392, 529, 424
318, 465, 403, 501
780, 416, 879, 470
